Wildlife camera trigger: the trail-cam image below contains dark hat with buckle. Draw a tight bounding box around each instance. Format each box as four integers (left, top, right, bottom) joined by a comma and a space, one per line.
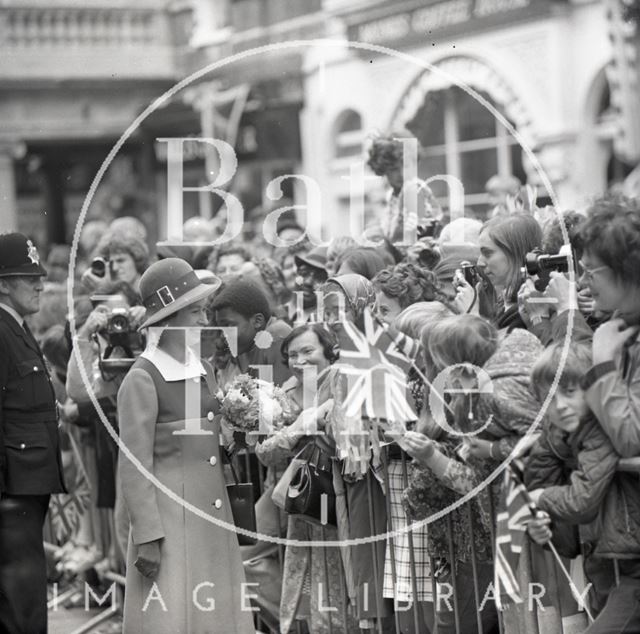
138, 257, 221, 329
0, 232, 47, 277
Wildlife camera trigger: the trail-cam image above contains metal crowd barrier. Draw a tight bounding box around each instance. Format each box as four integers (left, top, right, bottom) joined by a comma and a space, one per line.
45, 446, 639, 633
235, 446, 638, 634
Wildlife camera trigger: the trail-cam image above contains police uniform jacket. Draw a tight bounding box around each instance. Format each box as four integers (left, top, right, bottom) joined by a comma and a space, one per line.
0, 307, 65, 495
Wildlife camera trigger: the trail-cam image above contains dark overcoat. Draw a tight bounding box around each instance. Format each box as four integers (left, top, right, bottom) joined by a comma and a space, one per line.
0, 308, 65, 495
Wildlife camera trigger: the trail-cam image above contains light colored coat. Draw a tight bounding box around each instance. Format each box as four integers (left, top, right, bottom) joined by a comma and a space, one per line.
117, 356, 254, 634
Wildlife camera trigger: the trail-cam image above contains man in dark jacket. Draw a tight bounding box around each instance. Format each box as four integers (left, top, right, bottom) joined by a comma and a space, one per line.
0, 232, 65, 633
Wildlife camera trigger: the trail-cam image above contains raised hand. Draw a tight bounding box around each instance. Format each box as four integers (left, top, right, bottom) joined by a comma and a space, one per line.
593, 318, 640, 364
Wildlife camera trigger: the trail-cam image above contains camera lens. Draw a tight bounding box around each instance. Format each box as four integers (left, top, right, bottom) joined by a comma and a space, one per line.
109, 314, 129, 332
91, 257, 107, 278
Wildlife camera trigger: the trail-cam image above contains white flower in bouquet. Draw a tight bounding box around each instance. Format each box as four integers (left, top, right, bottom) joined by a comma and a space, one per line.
257, 391, 284, 433
226, 388, 250, 406
219, 374, 296, 448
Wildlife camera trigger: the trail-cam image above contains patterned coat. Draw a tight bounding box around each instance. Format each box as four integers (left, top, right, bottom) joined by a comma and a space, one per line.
256, 373, 356, 633
403, 328, 542, 567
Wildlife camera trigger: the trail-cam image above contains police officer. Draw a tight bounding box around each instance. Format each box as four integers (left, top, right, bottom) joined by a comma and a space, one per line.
0, 233, 65, 633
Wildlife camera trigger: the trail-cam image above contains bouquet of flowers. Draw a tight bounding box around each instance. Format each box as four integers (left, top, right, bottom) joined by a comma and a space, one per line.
219, 374, 294, 446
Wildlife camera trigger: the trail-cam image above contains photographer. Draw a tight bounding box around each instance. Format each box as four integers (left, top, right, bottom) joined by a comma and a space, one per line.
453, 213, 542, 330
81, 231, 149, 294
517, 210, 595, 345
578, 197, 640, 458
67, 280, 145, 404
66, 280, 144, 562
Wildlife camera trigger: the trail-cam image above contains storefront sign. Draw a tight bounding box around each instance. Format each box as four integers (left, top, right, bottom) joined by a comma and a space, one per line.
349, 0, 560, 49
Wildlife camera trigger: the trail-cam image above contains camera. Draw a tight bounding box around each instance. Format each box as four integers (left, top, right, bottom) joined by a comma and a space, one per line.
101, 308, 133, 348
461, 261, 479, 287
523, 248, 571, 277
96, 306, 143, 373
417, 219, 441, 240
522, 245, 574, 291
91, 257, 109, 278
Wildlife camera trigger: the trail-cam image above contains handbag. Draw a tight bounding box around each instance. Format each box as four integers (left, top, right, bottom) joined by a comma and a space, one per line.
272, 454, 307, 511
226, 459, 257, 546
284, 441, 336, 526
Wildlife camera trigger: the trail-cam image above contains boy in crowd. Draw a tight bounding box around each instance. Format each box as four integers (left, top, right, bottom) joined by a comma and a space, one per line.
525, 342, 640, 633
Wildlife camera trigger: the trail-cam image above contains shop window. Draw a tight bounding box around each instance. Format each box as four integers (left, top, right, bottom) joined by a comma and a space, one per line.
333, 109, 364, 160
406, 86, 525, 217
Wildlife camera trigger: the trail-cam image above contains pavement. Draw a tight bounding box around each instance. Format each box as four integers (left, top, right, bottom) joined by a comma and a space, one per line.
49, 607, 122, 634
47, 581, 123, 634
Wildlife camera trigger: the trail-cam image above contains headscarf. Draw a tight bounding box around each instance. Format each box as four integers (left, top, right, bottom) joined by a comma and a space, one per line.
325, 273, 376, 320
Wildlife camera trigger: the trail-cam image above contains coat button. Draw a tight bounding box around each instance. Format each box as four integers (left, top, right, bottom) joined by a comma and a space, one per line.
207, 411, 214, 421
213, 499, 222, 509
33, 366, 38, 371
209, 456, 217, 466
20, 443, 25, 450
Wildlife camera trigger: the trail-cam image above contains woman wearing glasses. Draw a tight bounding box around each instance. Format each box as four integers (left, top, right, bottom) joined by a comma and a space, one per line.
551, 196, 640, 633
517, 210, 605, 346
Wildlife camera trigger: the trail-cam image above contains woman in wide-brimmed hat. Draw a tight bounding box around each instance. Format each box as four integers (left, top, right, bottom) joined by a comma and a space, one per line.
117, 258, 254, 633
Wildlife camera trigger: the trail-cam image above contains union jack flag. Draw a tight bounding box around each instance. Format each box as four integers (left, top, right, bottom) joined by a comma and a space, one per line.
494, 460, 536, 609
361, 309, 419, 374
49, 434, 92, 543
331, 313, 417, 424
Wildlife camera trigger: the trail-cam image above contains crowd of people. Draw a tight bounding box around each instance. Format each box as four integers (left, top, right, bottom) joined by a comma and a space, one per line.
1, 139, 639, 634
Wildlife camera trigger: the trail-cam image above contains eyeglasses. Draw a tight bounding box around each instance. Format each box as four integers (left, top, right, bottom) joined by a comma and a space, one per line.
578, 261, 609, 281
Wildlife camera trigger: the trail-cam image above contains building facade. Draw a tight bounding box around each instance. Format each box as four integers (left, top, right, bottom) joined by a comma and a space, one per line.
1, 0, 638, 246
301, 0, 639, 233
0, 0, 179, 245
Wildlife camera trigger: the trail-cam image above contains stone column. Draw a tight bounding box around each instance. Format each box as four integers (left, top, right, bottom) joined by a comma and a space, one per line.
189, 0, 231, 47
0, 141, 26, 233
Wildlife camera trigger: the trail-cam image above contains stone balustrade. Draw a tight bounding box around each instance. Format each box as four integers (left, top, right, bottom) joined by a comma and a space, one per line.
0, 4, 177, 80
1, 6, 165, 47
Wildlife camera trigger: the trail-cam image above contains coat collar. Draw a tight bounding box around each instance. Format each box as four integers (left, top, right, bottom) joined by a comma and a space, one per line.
0, 302, 23, 327
141, 345, 205, 382
0, 304, 42, 357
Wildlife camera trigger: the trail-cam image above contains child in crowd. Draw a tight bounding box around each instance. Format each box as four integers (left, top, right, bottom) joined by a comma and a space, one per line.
525, 342, 640, 633
403, 312, 540, 634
